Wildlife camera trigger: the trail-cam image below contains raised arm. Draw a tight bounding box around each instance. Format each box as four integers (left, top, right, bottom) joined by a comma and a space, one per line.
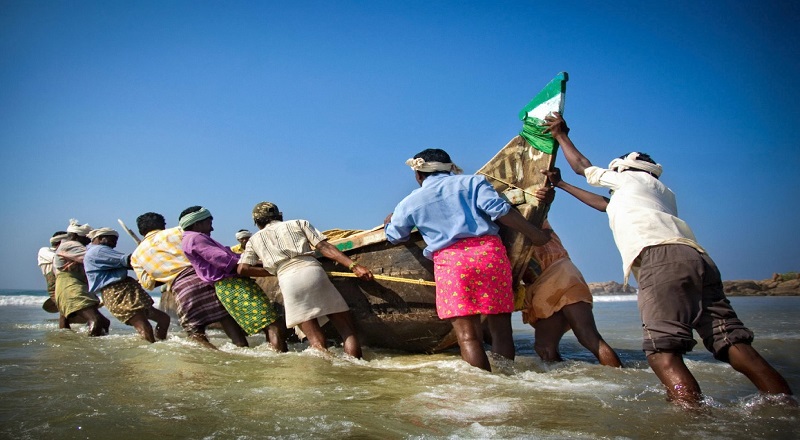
544, 112, 593, 177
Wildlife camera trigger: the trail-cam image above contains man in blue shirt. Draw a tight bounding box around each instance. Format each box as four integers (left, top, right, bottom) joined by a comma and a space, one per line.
385, 148, 551, 371
84, 228, 170, 343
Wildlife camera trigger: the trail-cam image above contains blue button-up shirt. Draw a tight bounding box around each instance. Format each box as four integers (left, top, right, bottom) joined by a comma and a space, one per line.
84, 244, 131, 292
385, 173, 511, 259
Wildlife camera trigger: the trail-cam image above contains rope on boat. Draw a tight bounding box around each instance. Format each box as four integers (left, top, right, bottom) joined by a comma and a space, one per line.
476, 171, 540, 199
327, 271, 436, 286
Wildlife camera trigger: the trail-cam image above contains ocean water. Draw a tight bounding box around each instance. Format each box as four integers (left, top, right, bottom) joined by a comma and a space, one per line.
0, 290, 798, 439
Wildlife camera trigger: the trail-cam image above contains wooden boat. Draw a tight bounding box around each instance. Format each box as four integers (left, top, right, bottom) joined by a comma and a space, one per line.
254, 73, 568, 353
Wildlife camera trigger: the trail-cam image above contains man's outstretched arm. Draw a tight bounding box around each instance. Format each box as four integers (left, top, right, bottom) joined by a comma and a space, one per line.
542, 168, 609, 212
544, 112, 593, 177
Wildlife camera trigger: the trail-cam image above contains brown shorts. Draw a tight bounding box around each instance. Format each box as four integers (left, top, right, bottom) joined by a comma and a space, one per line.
636, 244, 753, 361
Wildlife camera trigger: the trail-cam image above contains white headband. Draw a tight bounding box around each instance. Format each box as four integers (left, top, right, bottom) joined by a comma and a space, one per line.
405, 158, 463, 175
235, 230, 252, 240
66, 219, 93, 236
49, 233, 68, 245
608, 152, 663, 177
87, 228, 119, 240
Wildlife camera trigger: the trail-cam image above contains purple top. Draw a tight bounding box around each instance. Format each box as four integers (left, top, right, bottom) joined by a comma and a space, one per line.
181, 231, 240, 283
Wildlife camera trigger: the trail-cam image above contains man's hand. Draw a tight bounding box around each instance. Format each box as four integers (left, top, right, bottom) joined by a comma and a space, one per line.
541, 167, 563, 188
383, 213, 393, 226
534, 185, 555, 204
543, 112, 569, 138
352, 264, 374, 281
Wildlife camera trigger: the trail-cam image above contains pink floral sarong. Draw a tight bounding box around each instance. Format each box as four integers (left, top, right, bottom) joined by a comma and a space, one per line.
432, 235, 514, 319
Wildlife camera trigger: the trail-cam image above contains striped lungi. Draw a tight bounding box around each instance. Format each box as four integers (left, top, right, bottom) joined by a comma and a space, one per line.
55, 270, 100, 317
214, 277, 278, 335
432, 235, 514, 319
276, 256, 349, 328
171, 267, 230, 333
99, 276, 155, 324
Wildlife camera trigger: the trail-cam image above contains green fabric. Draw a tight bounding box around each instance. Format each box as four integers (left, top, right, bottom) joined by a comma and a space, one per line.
214, 277, 279, 335
179, 208, 211, 230
518, 72, 568, 154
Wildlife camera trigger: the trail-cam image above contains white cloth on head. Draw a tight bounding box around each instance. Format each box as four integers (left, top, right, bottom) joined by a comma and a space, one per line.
235, 230, 252, 240
66, 219, 92, 236
405, 157, 463, 175
607, 152, 663, 177
50, 233, 68, 245
87, 228, 119, 240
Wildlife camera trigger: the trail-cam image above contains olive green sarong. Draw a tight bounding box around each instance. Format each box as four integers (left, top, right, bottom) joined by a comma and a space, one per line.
55, 271, 100, 317
214, 277, 278, 335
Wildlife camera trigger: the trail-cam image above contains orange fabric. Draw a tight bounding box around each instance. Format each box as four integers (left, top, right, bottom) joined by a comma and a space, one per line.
522, 220, 592, 325
521, 258, 592, 325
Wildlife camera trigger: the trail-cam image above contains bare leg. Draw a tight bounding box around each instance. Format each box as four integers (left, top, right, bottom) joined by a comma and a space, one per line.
726, 343, 793, 396
486, 313, 515, 361
647, 351, 703, 407
188, 330, 219, 350
263, 321, 288, 352
218, 316, 248, 347
328, 311, 362, 358
562, 302, 622, 367
298, 318, 329, 353
532, 312, 569, 362
450, 315, 490, 371
59, 313, 70, 329
126, 311, 156, 343
76, 307, 107, 337
146, 307, 171, 340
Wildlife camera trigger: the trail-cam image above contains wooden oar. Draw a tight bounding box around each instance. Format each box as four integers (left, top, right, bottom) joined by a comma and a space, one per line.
117, 219, 141, 244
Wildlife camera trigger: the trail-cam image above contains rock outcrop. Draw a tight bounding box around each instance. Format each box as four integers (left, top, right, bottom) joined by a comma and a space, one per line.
587, 281, 637, 295
588, 273, 800, 297
723, 275, 800, 296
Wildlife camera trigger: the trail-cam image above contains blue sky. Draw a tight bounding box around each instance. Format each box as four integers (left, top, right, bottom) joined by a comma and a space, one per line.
1, 1, 798, 290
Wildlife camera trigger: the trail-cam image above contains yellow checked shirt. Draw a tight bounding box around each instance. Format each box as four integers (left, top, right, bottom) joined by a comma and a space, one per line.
130, 227, 191, 290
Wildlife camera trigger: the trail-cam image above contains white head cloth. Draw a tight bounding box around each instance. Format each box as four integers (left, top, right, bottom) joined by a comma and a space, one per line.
405, 157, 463, 175
49, 233, 68, 245
235, 230, 252, 240
87, 227, 119, 240
608, 152, 663, 177
66, 219, 93, 237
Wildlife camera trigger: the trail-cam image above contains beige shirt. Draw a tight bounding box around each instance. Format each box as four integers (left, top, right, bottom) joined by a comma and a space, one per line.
584, 166, 704, 284
37, 246, 56, 275
239, 219, 327, 274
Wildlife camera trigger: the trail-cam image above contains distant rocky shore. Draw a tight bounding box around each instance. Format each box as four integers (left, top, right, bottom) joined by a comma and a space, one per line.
589, 273, 800, 296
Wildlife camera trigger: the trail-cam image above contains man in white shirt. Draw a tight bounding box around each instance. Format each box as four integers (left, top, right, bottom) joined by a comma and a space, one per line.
541, 112, 792, 407
38, 231, 67, 303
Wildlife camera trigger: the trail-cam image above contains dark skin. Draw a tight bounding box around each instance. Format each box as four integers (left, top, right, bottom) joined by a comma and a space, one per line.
58, 233, 111, 336
187, 217, 287, 352
542, 112, 793, 407
92, 234, 171, 343
384, 169, 552, 371
526, 186, 622, 367
237, 219, 373, 358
